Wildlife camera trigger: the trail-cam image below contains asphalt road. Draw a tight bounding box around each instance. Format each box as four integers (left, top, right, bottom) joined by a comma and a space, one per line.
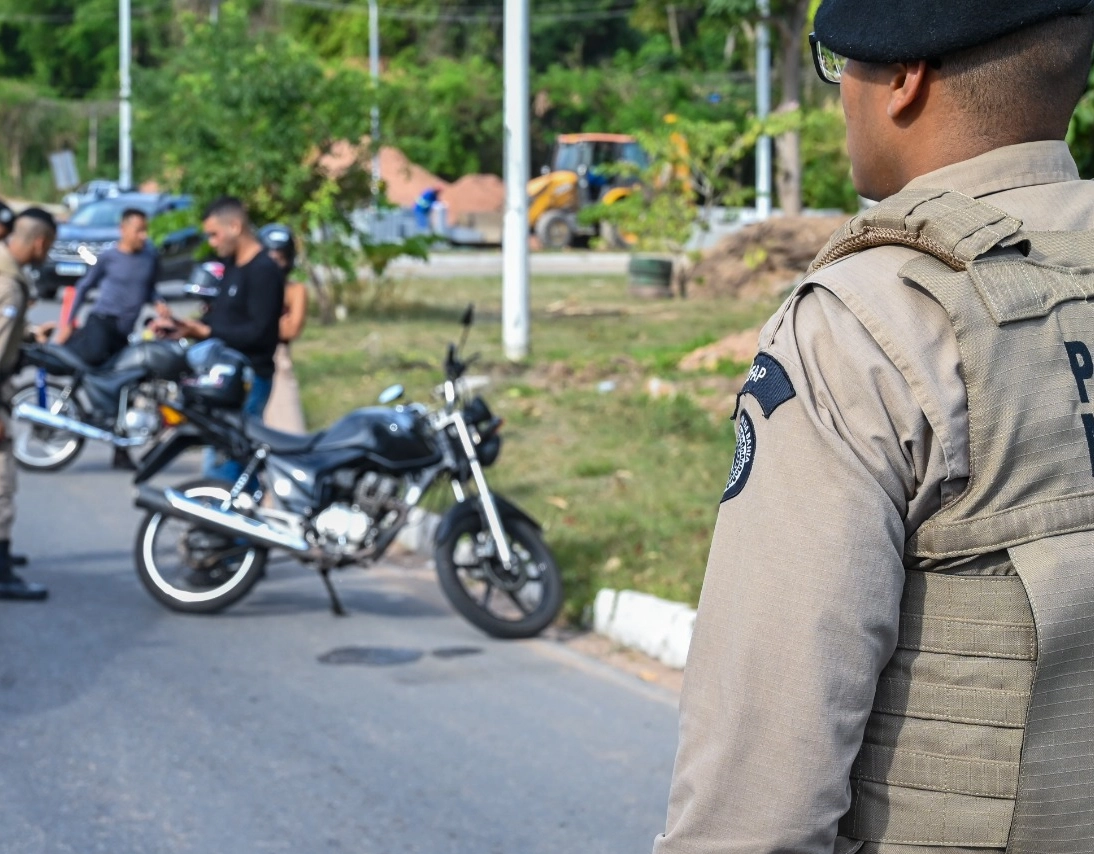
0, 297, 680, 854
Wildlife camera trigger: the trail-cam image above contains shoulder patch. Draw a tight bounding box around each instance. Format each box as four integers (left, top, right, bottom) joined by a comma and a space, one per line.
721, 411, 755, 503
734, 353, 795, 419
1, 305, 18, 318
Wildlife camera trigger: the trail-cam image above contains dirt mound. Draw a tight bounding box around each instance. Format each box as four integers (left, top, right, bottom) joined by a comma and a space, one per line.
320, 138, 504, 217
378, 146, 450, 208
440, 174, 505, 221
689, 213, 850, 301
320, 138, 450, 208
679, 327, 761, 373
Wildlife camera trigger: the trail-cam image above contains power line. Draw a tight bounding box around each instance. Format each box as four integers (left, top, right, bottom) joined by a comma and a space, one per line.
0, 6, 156, 24
275, 0, 638, 23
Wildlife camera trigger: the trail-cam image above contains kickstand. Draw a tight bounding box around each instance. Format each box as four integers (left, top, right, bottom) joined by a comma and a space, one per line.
319, 568, 346, 617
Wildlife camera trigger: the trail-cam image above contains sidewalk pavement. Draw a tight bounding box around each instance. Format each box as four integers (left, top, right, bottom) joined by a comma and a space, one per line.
263, 345, 306, 434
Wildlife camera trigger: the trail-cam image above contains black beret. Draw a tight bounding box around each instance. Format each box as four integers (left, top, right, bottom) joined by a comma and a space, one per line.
815, 0, 1094, 62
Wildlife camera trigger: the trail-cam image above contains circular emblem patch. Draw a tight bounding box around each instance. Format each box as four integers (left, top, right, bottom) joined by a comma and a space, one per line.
721, 410, 755, 503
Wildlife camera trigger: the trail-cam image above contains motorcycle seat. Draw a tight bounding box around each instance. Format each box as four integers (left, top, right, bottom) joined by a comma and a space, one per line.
243, 415, 326, 454
22, 343, 94, 377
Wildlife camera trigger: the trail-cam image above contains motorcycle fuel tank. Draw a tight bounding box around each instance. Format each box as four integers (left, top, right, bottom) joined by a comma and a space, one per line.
318, 405, 440, 470
111, 340, 189, 379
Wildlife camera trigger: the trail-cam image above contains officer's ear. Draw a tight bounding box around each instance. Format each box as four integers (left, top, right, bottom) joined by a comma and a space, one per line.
887, 60, 931, 121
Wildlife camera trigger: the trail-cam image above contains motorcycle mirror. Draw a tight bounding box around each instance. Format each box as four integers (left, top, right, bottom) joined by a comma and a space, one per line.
378, 384, 405, 405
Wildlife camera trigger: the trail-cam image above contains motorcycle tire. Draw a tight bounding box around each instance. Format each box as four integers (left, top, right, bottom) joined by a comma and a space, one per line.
434, 512, 563, 639
134, 478, 268, 614
10, 379, 86, 472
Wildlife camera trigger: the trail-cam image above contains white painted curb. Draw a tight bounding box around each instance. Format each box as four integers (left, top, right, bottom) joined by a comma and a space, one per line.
594, 588, 695, 670
395, 508, 441, 555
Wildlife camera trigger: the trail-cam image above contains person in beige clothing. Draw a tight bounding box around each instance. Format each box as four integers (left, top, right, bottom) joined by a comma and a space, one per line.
0, 210, 56, 601
655, 2, 1094, 853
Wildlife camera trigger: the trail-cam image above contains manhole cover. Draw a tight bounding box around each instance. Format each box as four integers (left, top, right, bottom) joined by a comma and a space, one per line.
318, 646, 423, 666
431, 646, 483, 660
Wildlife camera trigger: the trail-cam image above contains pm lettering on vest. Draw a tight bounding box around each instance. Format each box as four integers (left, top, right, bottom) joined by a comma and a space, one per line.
1066, 339, 1094, 475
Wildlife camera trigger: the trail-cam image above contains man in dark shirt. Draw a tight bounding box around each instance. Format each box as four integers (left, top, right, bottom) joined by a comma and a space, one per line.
162, 197, 284, 480
57, 207, 167, 365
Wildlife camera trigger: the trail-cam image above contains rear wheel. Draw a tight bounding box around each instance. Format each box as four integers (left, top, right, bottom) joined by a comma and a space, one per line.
134, 479, 268, 614
535, 210, 575, 250
434, 510, 562, 639
11, 380, 86, 471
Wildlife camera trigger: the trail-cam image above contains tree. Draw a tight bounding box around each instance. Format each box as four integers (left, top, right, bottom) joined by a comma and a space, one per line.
134, 3, 397, 322
0, 0, 174, 97
589, 112, 797, 294
707, 0, 815, 215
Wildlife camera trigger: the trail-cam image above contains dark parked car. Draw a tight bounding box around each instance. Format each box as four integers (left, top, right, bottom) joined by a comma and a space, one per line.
35, 194, 202, 300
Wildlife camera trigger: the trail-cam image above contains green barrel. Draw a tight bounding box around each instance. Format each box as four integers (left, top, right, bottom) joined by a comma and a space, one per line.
627, 256, 673, 298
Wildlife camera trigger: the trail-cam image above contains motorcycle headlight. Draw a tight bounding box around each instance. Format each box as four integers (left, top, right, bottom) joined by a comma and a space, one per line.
462, 396, 492, 426
477, 434, 502, 467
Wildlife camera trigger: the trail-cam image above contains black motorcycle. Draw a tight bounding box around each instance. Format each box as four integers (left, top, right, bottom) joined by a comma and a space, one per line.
11, 339, 189, 471
131, 308, 563, 639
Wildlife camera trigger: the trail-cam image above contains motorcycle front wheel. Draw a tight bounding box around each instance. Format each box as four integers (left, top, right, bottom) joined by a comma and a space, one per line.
434, 512, 563, 639
10, 379, 87, 471
134, 479, 268, 614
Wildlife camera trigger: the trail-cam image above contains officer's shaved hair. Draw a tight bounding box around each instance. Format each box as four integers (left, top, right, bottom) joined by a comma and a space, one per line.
941, 13, 1094, 141
11, 208, 57, 242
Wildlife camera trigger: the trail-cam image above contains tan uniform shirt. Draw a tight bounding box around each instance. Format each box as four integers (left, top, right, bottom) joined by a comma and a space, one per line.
0, 243, 31, 382
653, 141, 1094, 854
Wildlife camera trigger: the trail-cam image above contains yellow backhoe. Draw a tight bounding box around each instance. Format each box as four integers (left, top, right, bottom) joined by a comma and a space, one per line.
526, 133, 648, 250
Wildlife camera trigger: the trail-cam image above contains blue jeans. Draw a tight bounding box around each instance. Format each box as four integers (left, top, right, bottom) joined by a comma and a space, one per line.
203, 374, 274, 486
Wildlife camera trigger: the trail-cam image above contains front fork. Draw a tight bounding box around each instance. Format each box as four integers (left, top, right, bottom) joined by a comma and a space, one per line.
449, 412, 514, 570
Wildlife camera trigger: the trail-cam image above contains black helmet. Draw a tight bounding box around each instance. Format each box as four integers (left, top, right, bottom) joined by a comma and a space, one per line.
258, 223, 296, 271
185, 261, 225, 301
181, 339, 252, 409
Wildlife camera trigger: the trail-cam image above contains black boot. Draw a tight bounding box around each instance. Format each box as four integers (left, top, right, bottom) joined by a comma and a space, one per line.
0, 540, 46, 601
112, 448, 137, 471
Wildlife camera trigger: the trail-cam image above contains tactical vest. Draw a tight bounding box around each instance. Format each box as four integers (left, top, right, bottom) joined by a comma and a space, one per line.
806, 189, 1094, 853
0, 247, 30, 380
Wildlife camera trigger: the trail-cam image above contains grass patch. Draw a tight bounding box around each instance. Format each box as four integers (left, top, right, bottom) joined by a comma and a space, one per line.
292, 272, 777, 622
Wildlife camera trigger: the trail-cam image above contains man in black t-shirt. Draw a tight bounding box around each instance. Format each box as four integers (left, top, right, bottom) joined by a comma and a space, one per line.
159, 197, 284, 480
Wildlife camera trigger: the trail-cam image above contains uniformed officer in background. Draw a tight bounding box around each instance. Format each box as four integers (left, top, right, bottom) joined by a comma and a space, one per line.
0, 209, 56, 601
655, 2, 1094, 852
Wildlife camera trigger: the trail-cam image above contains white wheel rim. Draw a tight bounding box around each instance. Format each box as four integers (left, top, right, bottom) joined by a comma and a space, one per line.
11, 386, 81, 467
142, 485, 258, 604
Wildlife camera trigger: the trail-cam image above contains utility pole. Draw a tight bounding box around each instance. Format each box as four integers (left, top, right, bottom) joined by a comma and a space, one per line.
119, 0, 133, 189
88, 109, 99, 173
755, 0, 772, 220
502, 0, 530, 361
369, 0, 381, 189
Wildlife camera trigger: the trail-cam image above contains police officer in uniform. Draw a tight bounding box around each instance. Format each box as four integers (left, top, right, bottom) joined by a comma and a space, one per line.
654, 3, 1094, 853
0, 209, 56, 601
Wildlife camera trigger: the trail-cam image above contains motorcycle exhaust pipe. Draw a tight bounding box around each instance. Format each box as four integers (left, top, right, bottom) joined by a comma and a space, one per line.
134, 485, 311, 554
14, 403, 146, 448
